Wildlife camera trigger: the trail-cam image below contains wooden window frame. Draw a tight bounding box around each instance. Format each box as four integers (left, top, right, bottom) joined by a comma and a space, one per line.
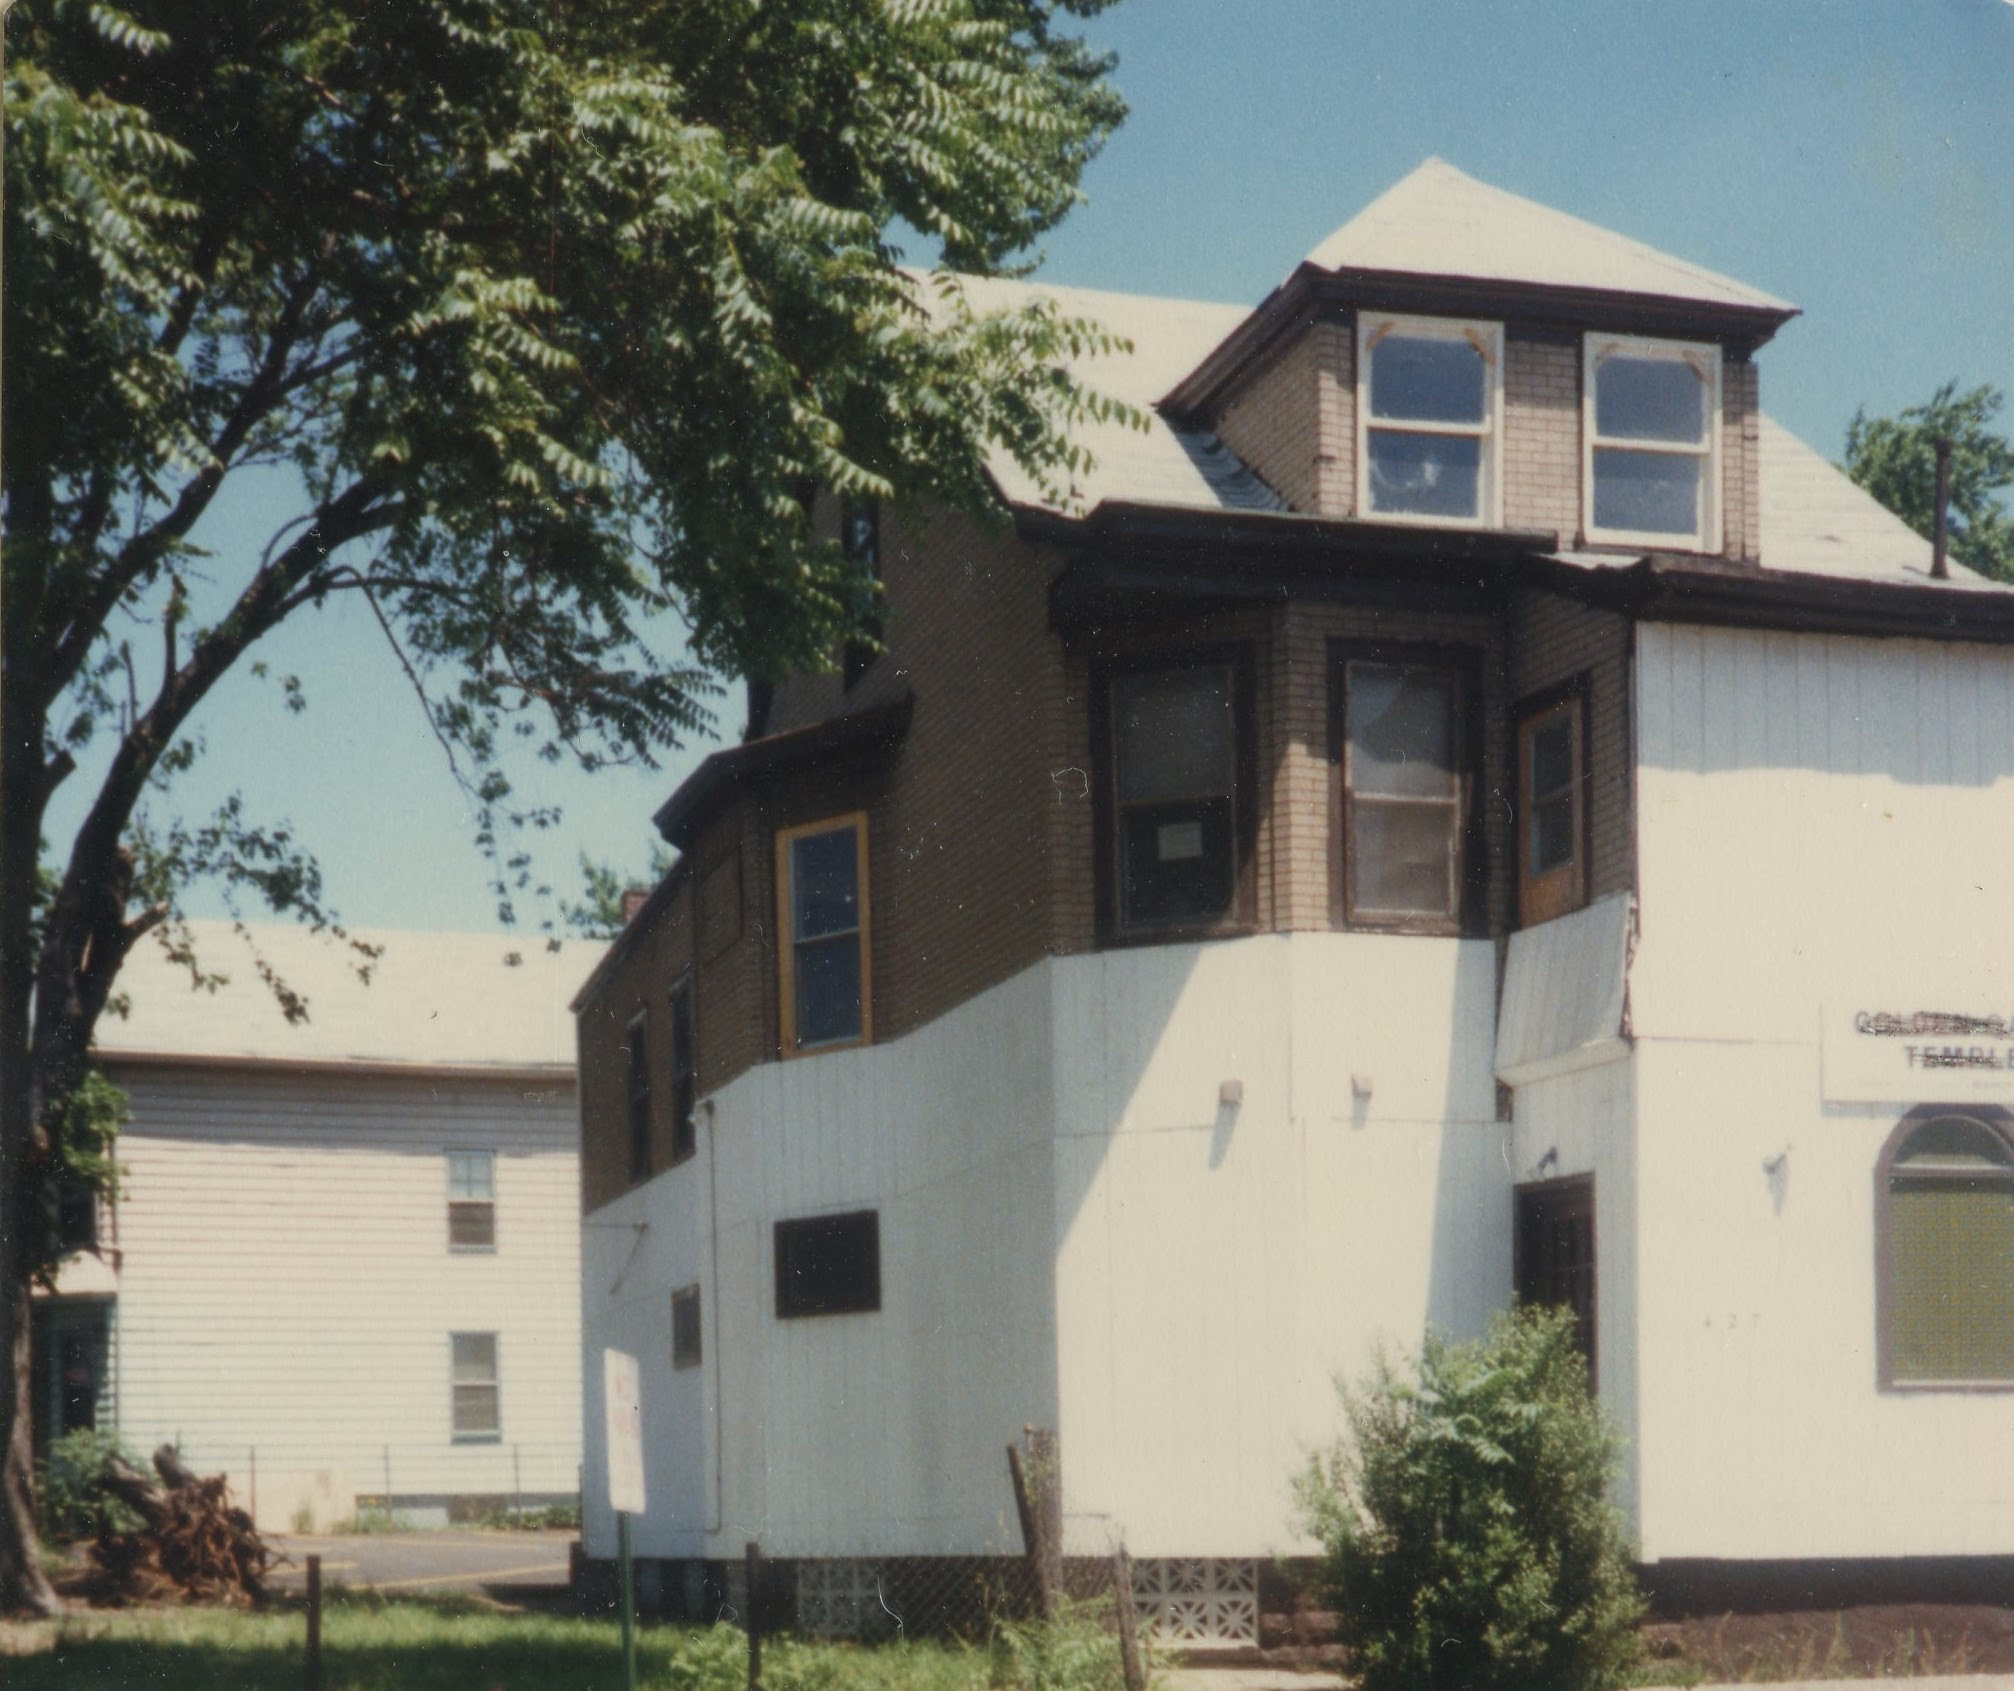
1876, 1105, 2014, 1393
776, 813, 874, 1058
446, 1148, 497, 1252
1328, 640, 1487, 937
1090, 645, 1258, 946
1583, 333, 1722, 552
1515, 678, 1591, 928
625, 1011, 653, 1183
668, 971, 697, 1166
450, 1331, 501, 1442
671, 1284, 703, 1370
774, 1210, 882, 1319
1356, 312, 1505, 529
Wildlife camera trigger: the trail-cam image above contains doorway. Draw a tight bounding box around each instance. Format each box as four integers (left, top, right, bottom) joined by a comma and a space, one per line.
1514, 1176, 1597, 1382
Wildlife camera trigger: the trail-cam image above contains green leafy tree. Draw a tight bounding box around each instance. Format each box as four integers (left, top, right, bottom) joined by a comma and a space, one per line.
1843, 382, 2014, 582
563, 846, 678, 940
1296, 1304, 1645, 1691
1, 0, 1129, 1612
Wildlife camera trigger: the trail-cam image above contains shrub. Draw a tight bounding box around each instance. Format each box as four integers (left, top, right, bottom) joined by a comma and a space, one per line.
35, 1426, 142, 1543
1296, 1303, 1644, 1691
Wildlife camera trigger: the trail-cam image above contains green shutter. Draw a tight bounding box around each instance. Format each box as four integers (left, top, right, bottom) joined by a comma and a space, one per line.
1889, 1177, 2014, 1383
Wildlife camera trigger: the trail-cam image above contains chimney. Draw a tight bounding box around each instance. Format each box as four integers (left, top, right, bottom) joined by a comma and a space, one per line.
621, 887, 650, 925
1931, 435, 1953, 581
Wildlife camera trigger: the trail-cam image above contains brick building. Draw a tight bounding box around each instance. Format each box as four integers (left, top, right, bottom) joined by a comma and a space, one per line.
573, 160, 2014, 1636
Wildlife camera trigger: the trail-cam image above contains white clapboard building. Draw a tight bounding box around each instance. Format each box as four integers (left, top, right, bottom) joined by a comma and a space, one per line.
35, 921, 597, 1530
572, 160, 2014, 1636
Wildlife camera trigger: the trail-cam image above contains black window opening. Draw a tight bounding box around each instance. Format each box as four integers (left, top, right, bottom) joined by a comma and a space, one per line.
55, 1177, 99, 1256
1881, 1110, 2014, 1388
626, 1014, 653, 1182
1108, 662, 1240, 935
671, 1284, 703, 1369
1516, 687, 1588, 928
1515, 1177, 1597, 1384
669, 975, 697, 1165
1336, 650, 1481, 933
841, 498, 882, 689
774, 1210, 881, 1318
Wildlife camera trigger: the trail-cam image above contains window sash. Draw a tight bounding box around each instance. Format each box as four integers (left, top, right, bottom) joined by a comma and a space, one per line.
1107, 660, 1242, 936
777, 815, 872, 1055
1517, 697, 1586, 926
1584, 336, 1720, 548
450, 1334, 500, 1438
1357, 315, 1502, 528
1339, 654, 1472, 930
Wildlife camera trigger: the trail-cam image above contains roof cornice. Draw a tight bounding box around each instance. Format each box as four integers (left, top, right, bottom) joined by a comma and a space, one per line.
1162, 264, 1800, 421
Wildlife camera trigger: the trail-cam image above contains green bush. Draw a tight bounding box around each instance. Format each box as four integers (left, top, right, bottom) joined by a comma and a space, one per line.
35, 1426, 142, 1544
990, 1605, 1137, 1691
1296, 1303, 1644, 1691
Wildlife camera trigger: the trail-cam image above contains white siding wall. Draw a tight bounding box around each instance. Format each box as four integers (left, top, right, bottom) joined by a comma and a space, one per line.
585, 932, 1511, 1563
1051, 933, 1507, 1557
107, 1062, 582, 1509
583, 964, 1060, 1562
1630, 624, 2014, 1560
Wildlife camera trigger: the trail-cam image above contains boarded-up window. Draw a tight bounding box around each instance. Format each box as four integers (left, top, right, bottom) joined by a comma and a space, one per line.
1109, 663, 1238, 933
1884, 1114, 2014, 1386
451, 1333, 500, 1439
447, 1150, 496, 1250
775, 1210, 881, 1319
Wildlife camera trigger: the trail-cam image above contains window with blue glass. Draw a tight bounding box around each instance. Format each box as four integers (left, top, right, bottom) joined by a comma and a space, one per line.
1358, 314, 1502, 526
1584, 335, 1720, 549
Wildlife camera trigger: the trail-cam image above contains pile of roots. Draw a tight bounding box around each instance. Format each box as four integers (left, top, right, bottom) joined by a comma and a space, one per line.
87, 1444, 279, 1605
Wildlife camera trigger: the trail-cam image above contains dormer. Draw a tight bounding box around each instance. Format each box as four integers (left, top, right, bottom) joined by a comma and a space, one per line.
1162, 159, 1799, 561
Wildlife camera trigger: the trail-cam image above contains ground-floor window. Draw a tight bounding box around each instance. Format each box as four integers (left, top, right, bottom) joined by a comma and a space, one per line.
1880, 1109, 2014, 1388
451, 1332, 502, 1439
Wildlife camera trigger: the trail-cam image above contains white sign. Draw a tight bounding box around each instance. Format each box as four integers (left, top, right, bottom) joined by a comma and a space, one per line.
603, 1348, 646, 1516
1822, 1004, 2014, 1105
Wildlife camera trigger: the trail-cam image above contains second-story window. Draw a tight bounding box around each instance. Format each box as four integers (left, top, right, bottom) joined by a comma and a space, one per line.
669, 973, 697, 1164
1108, 661, 1239, 935
1584, 335, 1720, 550
777, 814, 872, 1055
626, 1013, 653, 1182
1336, 649, 1478, 932
1517, 689, 1588, 927
1358, 314, 1502, 525
447, 1150, 496, 1250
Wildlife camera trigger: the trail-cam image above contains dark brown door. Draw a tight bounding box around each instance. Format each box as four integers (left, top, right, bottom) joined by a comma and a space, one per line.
1515, 1176, 1597, 1382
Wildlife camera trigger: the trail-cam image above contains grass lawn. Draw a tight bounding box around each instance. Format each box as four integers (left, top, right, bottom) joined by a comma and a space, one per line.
0, 1594, 1045, 1691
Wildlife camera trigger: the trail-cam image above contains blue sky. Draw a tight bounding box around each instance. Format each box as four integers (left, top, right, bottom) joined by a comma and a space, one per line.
49, 0, 2014, 937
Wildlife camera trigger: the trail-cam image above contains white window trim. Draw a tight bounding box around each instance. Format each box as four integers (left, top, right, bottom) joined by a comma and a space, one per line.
1355, 313, 1504, 530
1582, 333, 1722, 553
445, 1147, 497, 1254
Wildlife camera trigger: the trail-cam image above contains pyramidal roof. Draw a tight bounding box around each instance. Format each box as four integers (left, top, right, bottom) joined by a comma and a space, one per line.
1302, 158, 1793, 313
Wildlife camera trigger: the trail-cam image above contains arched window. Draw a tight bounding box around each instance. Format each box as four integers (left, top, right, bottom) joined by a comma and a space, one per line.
1878, 1108, 2014, 1388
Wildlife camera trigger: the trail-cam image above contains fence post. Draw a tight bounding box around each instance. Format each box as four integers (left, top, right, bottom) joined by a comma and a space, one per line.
1112, 1545, 1145, 1691
382, 1445, 391, 1510
745, 1540, 763, 1691
305, 1553, 323, 1691
1007, 1427, 1061, 1619
513, 1444, 522, 1523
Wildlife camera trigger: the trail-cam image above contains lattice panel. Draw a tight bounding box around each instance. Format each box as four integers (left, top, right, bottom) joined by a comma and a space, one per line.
794, 1559, 888, 1639
1128, 1558, 1259, 1646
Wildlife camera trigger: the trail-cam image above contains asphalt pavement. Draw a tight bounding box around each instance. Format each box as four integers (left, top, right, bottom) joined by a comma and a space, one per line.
267, 1529, 574, 1598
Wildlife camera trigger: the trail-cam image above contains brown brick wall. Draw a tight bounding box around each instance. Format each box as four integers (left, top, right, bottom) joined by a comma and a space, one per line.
1723, 354, 1760, 561
1503, 330, 1580, 540
1214, 319, 1352, 515
1508, 591, 1634, 905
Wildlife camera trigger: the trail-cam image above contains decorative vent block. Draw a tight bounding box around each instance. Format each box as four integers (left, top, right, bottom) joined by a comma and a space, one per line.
794, 1558, 889, 1639
1129, 1557, 1259, 1646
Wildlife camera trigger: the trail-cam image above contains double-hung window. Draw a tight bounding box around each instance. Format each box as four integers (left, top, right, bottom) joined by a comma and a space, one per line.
1107, 660, 1240, 935
777, 815, 872, 1055
1337, 651, 1476, 931
1358, 314, 1502, 525
625, 1013, 652, 1182
446, 1150, 496, 1251
1880, 1111, 2014, 1388
450, 1333, 500, 1440
1516, 690, 1588, 927
1584, 335, 1721, 549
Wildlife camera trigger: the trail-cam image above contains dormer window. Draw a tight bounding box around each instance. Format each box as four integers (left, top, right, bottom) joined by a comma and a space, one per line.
1357, 314, 1503, 526
1584, 335, 1721, 550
